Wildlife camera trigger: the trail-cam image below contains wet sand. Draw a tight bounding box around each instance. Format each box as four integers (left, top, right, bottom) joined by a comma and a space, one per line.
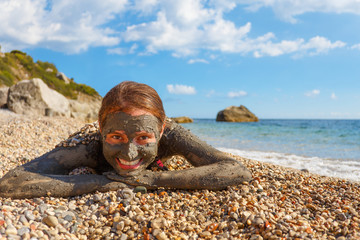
0, 112, 359, 239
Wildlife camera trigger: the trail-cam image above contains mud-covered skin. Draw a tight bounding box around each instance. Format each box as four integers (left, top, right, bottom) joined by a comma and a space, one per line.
0, 141, 130, 199
108, 118, 252, 190
0, 118, 252, 199
101, 112, 161, 177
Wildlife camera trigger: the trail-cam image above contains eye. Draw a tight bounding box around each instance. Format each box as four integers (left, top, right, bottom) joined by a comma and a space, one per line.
105, 132, 128, 144
135, 133, 155, 144
112, 135, 123, 140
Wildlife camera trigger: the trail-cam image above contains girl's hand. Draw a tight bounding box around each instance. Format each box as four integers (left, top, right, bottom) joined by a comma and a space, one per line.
103, 170, 158, 189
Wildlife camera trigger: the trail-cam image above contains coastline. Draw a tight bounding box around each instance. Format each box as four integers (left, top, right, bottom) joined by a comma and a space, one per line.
0, 113, 359, 239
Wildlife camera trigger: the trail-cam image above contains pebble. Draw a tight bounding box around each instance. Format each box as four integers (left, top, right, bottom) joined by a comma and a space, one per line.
24, 210, 35, 221
6, 224, 17, 235
17, 227, 30, 236
134, 186, 147, 194
42, 215, 59, 227
93, 194, 101, 202
0, 114, 360, 239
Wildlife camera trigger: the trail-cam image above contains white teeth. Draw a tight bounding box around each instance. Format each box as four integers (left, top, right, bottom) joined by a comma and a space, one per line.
119, 159, 140, 166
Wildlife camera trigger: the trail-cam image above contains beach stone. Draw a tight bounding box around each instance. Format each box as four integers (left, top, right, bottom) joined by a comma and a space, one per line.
93, 194, 102, 202
38, 204, 48, 214
17, 227, 30, 236
216, 105, 258, 122
63, 212, 75, 222
134, 186, 147, 194
19, 215, 29, 225
250, 235, 263, 240
119, 233, 127, 240
24, 210, 35, 221
336, 213, 347, 221
156, 231, 168, 240
6, 224, 17, 235
119, 188, 133, 200
68, 201, 77, 211
42, 215, 59, 227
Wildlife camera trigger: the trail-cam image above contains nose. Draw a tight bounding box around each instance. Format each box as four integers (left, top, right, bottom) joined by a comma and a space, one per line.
126, 142, 138, 160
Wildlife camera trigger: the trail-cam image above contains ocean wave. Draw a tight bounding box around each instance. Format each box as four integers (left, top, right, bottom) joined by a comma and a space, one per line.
218, 147, 360, 182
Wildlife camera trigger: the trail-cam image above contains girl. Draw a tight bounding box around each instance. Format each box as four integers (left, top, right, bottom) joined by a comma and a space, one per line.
0, 81, 251, 198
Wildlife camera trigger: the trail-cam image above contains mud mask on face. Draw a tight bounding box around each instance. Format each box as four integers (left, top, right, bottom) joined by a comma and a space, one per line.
101, 112, 161, 175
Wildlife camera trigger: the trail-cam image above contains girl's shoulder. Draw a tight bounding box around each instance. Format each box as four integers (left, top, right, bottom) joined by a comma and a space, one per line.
56, 121, 101, 148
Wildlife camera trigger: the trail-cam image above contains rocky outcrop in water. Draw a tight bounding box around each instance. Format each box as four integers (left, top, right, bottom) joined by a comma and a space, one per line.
171, 116, 193, 123
216, 105, 258, 122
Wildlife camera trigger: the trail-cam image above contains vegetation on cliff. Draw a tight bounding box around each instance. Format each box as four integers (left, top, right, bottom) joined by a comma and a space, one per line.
0, 46, 99, 99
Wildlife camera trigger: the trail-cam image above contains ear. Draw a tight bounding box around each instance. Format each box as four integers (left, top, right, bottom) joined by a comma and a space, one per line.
98, 121, 102, 133
159, 122, 166, 138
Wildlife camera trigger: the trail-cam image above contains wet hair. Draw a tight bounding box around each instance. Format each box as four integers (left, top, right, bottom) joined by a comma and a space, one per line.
98, 81, 166, 130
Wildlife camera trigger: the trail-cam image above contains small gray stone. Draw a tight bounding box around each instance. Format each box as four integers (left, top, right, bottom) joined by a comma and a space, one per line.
38, 204, 48, 214
134, 186, 147, 194
68, 201, 77, 210
17, 227, 30, 236
64, 214, 74, 222
6, 224, 17, 235
336, 213, 347, 221
93, 194, 102, 202
119, 233, 127, 240
24, 210, 35, 221
254, 217, 264, 226
70, 222, 79, 234
19, 215, 29, 225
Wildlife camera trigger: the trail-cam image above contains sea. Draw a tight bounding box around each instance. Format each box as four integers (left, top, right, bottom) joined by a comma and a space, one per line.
180, 119, 360, 182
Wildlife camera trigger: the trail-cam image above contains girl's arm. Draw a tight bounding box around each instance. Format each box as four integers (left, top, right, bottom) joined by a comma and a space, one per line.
107, 120, 252, 190
0, 142, 129, 199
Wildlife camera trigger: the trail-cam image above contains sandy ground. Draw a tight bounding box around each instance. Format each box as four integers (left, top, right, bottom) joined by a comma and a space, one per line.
0, 111, 359, 239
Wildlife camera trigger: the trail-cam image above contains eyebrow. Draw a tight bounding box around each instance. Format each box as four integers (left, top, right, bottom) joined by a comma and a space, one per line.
135, 131, 155, 135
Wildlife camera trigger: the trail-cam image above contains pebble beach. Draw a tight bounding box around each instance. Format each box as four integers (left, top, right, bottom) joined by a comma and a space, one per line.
0, 110, 359, 240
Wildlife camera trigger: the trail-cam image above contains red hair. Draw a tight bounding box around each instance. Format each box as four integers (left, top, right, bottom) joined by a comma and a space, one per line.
98, 81, 166, 130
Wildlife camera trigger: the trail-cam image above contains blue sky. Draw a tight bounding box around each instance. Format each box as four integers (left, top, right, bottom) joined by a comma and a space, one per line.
1, 0, 360, 119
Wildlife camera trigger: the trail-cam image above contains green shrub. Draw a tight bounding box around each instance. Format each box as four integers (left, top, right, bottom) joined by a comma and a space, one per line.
0, 71, 14, 86
0, 49, 99, 98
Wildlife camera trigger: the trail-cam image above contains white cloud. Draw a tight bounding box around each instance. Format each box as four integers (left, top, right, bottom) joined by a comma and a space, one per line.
228, 90, 248, 98
331, 93, 338, 100
351, 43, 360, 50
237, 0, 360, 23
107, 44, 138, 55
107, 48, 127, 55
0, 0, 350, 57
0, 0, 127, 53
254, 36, 346, 58
123, 2, 346, 58
188, 59, 209, 64
305, 89, 320, 97
206, 90, 216, 97
167, 84, 196, 95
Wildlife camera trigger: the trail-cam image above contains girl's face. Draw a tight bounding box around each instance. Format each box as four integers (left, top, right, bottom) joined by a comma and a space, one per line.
101, 110, 163, 176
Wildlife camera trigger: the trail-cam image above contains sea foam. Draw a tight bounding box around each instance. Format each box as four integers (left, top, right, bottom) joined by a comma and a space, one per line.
218, 147, 360, 183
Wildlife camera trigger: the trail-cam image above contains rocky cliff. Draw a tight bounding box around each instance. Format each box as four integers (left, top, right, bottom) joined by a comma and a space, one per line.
0, 47, 101, 121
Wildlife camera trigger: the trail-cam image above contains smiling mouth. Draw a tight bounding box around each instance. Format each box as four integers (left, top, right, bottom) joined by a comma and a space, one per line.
115, 158, 143, 170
